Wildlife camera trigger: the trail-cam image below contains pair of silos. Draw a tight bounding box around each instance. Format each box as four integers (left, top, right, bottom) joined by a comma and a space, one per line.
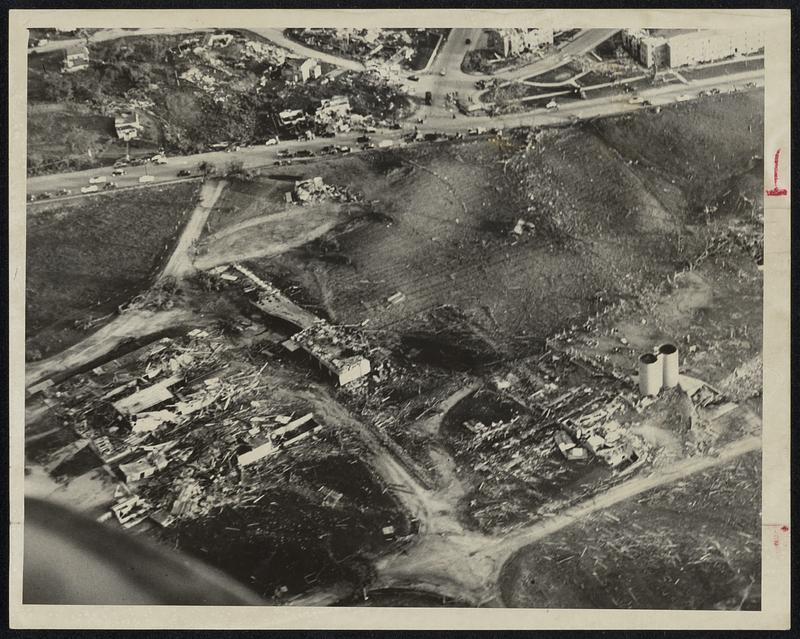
638, 343, 679, 397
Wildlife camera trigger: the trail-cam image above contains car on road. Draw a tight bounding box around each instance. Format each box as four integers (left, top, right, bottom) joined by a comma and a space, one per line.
628, 96, 645, 104
545, 99, 559, 110
112, 168, 126, 176
113, 159, 129, 168
361, 143, 375, 150
89, 175, 107, 184
81, 185, 99, 194
320, 145, 336, 155
139, 175, 155, 183
129, 158, 147, 166
154, 156, 168, 164
408, 75, 419, 81
336, 145, 351, 154
264, 137, 279, 146
465, 38, 471, 44
357, 135, 371, 144
58, 188, 71, 196
439, 70, 446, 76
277, 149, 292, 158
103, 182, 117, 190
675, 94, 693, 102
273, 159, 292, 166
295, 149, 315, 158
177, 169, 192, 177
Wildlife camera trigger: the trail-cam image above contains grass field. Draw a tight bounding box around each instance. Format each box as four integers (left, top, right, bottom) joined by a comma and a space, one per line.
26, 182, 201, 360
499, 451, 761, 609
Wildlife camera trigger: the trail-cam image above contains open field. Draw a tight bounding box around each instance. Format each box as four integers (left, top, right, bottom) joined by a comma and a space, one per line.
26, 182, 200, 360
499, 451, 761, 609
243, 93, 761, 364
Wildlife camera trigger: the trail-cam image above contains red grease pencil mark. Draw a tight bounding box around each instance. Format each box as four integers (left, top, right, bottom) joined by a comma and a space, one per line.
769, 524, 790, 551
766, 149, 788, 196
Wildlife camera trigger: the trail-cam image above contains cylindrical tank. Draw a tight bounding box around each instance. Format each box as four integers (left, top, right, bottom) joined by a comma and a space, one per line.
638, 353, 662, 397
659, 343, 679, 388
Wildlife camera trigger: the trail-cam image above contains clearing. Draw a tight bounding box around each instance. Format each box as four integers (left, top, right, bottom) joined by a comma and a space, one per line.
26, 182, 201, 361
498, 451, 761, 609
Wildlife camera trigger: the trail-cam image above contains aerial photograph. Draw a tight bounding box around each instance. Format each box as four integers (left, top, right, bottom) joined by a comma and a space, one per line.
23, 24, 764, 609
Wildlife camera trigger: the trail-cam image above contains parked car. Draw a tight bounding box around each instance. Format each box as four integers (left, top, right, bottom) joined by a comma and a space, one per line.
439, 69, 446, 76
273, 159, 292, 166
361, 143, 375, 150
465, 38, 471, 45
103, 182, 117, 190
154, 156, 168, 165
112, 168, 126, 176
336, 145, 351, 154
265, 137, 279, 146
357, 135, 371, 144
545, 99, 559, 110
408, 75, 419, 81
675, 94, 693, 102
88, 175, 107, 184
177, 169, 192, 177
319, 130, 336, 138
81, 185, 99, 194
113, 159, 129, 168
320, 145, 336, 155
295, 149, 315, 158
57, 188, 71, 196
277, 149, 292, 158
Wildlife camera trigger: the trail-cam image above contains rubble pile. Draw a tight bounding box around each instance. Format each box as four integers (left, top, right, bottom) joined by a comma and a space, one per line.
39, 327, 338, 530
290, 176, 364, 206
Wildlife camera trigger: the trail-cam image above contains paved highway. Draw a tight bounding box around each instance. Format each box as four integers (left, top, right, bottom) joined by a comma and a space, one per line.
26, 67, 764, 203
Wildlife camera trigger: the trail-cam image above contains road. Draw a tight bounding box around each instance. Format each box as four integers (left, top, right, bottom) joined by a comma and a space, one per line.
27, 68, 764, 201
160, 179, 226, 279
29, 28, 210, 54
372, 432, 762, 606
245, 28, 365, 70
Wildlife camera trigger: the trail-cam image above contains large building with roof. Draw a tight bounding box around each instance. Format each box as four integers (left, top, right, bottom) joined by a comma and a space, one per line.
621, 28, 764, 69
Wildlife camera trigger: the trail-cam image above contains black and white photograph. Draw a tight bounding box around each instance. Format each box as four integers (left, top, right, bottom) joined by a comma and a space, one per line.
9, 8, 791, 629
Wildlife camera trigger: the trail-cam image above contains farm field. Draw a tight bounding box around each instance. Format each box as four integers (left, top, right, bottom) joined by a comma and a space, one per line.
498, 451, 761, 609
25, 182, 200, 360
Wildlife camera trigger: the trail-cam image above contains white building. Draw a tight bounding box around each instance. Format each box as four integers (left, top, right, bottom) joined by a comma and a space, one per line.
621, 28, 764, 69
281, 57, 322, 83
486, 28, 554, 58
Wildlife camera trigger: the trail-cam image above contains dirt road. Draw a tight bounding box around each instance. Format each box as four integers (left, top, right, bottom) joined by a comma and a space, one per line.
25, 181, 223, 389
245, 28, 365, 71
25, 307, 194, 388
372, 434, 761, 605
160, 179, 227, 279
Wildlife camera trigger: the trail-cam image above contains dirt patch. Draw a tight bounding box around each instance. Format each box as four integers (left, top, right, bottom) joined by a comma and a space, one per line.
499, 451, 761, 609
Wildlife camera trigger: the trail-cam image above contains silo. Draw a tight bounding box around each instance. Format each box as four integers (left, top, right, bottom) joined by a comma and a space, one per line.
659, 343, 679, 388
638, 353, 662, 397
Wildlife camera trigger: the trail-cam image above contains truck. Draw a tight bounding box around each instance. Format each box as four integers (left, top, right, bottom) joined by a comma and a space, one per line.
425, 91, 432, 106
